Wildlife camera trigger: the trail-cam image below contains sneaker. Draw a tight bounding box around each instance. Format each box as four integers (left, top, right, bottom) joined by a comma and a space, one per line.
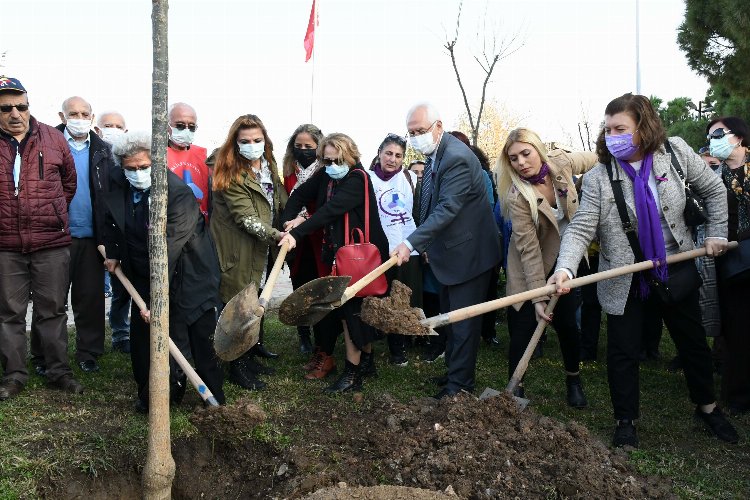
304, 353, 336, 380
421, 348, 445, 363
112, 339, 131, 354
390, 351, 408, 367
104, 291, 113, 298
612, 420, 638, 448
0, 379, 24, 401
695, 407, 739, 444
48, 375, 85, 394
78, 360, 100, 373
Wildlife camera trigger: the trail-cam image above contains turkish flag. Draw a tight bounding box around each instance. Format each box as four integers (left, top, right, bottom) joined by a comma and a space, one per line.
304, 0, 316, 62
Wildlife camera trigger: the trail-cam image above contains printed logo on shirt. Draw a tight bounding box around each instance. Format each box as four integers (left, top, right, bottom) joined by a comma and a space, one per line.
378, 188, 413, 226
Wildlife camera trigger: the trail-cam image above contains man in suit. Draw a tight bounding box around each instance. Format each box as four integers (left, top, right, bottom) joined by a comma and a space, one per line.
393, 102, 501, 399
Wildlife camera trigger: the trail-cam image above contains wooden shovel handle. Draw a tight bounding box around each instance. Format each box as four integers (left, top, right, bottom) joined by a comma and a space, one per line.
506, 296, 559, 394
255, 241, 290, 315
425, 242, 738, 329
97, 246, 219, 406
339, 254, 399, 304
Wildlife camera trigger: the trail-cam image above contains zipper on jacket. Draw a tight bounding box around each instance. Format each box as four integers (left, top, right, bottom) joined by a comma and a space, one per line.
38, 152, 44, 180
52, 203, 65, 232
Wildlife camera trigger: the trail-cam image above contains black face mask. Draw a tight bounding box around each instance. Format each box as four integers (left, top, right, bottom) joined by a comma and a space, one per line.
293, 147, 317, 168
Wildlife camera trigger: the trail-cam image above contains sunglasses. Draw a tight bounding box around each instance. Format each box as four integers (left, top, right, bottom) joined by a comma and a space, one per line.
384, 133, 406, 146
321, 158, 340, 166
707, 128, 732, 140
173, 122, 197, 132
0, 103, 29, 113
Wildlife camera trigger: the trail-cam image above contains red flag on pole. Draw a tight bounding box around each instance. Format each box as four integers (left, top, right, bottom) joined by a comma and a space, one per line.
304, 0, 316, 62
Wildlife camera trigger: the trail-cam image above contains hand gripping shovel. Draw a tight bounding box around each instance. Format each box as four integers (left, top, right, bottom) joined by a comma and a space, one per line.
214, 241, 290, 361
279, 254, 400, 326
363, 244, 738, 336
478, 297, 560, 410
97, 246, 220, 407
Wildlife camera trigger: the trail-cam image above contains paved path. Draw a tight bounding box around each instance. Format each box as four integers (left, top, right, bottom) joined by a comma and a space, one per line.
24, 268, 294, 330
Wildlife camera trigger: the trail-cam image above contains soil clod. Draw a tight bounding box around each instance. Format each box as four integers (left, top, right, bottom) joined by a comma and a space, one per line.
361, 280, 431, 335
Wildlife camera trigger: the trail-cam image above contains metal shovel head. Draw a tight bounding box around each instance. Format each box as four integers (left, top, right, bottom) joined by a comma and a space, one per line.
214, 283, 261, 361
478, 387, 530, 411
278, 275, 352, 326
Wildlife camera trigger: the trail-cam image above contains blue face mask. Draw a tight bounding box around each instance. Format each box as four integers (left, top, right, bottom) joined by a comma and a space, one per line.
325, 164, 349, 179
709, 135, 737, 160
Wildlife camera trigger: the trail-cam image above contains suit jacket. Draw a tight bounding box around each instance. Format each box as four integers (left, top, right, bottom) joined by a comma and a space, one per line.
505, 150, 597, 309
407, 132, 500, 286
103, 168, 221, 323
556, 136, 728, 315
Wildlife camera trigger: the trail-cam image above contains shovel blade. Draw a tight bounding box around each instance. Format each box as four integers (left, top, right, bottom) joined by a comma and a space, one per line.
279, 276, 351, 326
478, 387, 529, 411
213, 283, 262, 361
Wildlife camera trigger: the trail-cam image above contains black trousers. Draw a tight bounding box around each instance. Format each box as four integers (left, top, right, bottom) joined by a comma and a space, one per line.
507, 292, 581, 379
606, 283, 715, 420
441, 268, 493, 393
481, 266, 500, 340
578, 255, 602, 358
423, 291, 447, 353
719, 277, 750, 409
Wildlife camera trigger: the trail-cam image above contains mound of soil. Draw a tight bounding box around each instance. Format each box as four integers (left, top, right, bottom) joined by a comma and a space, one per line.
362, 280, 431, 335
41, 392, 675, 499
303, 484, 455, 499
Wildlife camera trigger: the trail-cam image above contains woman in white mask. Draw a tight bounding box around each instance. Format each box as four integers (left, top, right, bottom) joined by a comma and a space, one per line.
280, 133, 390, 394
706, 116, 750, 417
210, 114, 287, 391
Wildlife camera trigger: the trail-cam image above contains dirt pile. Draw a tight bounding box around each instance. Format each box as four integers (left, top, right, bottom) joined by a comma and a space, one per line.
361, 280, 432, 335
304, 484, 456, 499
189, 400, 267, 441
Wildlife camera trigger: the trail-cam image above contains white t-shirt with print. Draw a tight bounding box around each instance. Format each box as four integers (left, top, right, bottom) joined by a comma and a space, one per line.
368, 169, 419, 255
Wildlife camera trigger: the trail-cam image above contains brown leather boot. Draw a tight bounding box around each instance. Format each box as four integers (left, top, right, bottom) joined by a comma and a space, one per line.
303, 348, 323, 371
305, 353, 336, 380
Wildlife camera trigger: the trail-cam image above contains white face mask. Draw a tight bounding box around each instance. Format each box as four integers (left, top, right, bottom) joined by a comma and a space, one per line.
169, 125, 194, 147
238, 141, 265, 161
124, 168, 152, 190
410, 131, 437, 155
100, 127, 125, 144
66, 118, 91, 138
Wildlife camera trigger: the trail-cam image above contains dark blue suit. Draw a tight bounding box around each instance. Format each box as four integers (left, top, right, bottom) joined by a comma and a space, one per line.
407, 133, 501, 392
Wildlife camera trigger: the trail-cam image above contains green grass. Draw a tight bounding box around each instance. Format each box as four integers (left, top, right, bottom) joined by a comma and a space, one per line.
0, 315, 748, 499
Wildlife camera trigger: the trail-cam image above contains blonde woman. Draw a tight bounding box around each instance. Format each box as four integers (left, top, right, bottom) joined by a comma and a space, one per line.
497, 128, 597, 407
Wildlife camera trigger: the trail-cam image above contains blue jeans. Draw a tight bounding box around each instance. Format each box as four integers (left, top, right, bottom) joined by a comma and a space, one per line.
104, 270, 112, 294
109, 274, 131, 344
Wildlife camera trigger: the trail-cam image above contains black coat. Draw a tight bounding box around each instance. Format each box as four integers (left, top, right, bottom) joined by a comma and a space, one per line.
55, 123, 112, 245
408, 132, 500, 286
102, 167, 221, 324
284, 164, 389, 265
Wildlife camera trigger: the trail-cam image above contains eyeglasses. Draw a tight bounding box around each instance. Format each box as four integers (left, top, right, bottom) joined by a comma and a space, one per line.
407, 121, 436, 138
0, 103, 29, 113
321, 158, 339, 166
173, 122, 197, 132
384, 133, 406, 147
707, 128, 732, 140
698, 146, 710, 155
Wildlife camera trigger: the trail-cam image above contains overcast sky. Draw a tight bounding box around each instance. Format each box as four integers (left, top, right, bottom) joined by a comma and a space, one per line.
0, 0, 707, 161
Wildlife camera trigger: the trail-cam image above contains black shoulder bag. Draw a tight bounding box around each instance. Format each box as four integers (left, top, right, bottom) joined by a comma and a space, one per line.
663, 140, 708, 227
605, 162, 702, 303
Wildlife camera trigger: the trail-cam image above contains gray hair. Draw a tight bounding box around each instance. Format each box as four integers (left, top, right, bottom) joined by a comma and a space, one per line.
61, 96, 92, 115
111, 130, 151, 165
97, 111, 126, 129
168, 102, 197, 122
406, 102, 441, 125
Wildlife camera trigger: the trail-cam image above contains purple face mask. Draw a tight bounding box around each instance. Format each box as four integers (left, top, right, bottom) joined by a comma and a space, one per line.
605, 133, 640, 160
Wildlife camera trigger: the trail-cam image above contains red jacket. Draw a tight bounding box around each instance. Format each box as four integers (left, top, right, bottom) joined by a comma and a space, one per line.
0, 117, 77, 253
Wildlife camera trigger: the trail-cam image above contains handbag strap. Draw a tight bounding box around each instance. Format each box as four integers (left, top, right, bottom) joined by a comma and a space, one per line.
343, 169, 371, 245
663, 139, 689, 189
606, 162, 648, 264
403, 168, 415, 194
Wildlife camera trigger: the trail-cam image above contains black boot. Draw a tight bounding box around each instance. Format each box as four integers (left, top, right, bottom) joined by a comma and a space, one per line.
170, 370, 188, 404
253, 323, 279, 359
566, 374, 588, 409
298, 326, 313, 354
229, 357, 267, 390
360, 351, 377, 378
324, 360, 362, 393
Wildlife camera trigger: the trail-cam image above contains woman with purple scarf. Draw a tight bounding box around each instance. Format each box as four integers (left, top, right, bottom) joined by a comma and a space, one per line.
497, 128, 597, 408
549, 94, 738, 448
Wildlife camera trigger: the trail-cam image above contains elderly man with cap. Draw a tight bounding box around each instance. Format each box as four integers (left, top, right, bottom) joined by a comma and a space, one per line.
0, 76, 83, 400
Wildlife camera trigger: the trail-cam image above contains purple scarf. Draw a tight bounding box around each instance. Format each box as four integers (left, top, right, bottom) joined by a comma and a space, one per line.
617, 153, 668, 296
522, 163, 550, 184
372, 162, 401, 182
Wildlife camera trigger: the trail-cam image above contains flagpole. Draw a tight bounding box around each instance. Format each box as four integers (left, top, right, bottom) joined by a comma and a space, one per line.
310, 0, 317, 122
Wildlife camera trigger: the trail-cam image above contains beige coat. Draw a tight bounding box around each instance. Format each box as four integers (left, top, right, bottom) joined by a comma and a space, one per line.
505, 149, 598, 310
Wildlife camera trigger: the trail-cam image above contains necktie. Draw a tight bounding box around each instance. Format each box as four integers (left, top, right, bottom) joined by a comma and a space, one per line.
419, 156, 433, 224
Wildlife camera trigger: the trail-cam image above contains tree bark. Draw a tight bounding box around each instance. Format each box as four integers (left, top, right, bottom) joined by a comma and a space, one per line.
142, 1, 175, 499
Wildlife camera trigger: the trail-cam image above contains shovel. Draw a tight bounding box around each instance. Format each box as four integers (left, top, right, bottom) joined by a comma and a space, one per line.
214, 241, 290, 362
97, 246, 220, 407
279, 254, 400, 326
478, 296, 560, 410
364, 243, 738, 335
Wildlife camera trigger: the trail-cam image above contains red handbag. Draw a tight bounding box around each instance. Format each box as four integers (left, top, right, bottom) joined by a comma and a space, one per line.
331, 170, 387, 297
